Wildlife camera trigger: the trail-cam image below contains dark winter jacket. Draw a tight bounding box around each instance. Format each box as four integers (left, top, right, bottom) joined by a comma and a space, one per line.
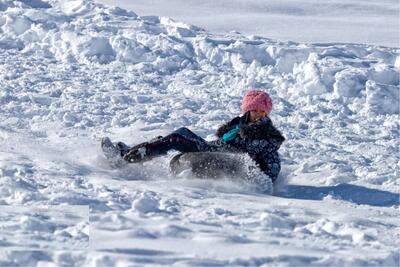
213, 113, 285, 182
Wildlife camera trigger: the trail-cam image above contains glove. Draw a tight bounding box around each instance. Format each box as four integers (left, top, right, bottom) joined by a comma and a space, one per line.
221, 112, 250, 142
222, 125, 240, 142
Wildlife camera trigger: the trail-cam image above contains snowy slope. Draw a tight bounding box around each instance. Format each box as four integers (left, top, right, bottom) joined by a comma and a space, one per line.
98, 0, 400, 48
0, 0, 399, 266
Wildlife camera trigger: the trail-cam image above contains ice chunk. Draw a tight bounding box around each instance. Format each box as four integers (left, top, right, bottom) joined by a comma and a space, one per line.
83, 37, 115, 63
294, 60, 329, 95
370, 64, 399, 86
59, 0, 90, 16
365, 80, 399, 115
106, 6, 137, 18
132, 191, 161, 214
4, 15, 32, 35
110, 36, 149, 63
333, 69, 367, 97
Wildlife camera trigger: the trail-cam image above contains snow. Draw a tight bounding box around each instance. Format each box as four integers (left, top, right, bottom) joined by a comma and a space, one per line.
97, 0, 400, 48
0, 0, 399, 266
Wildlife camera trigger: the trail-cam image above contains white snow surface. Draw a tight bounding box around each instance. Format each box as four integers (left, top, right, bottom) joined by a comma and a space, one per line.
97, 0, 400, 48
0, 0, 399, 266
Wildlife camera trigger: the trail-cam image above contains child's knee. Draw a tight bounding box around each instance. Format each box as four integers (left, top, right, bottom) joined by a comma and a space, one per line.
177, 127, 189, 132
173, 127, 191, 136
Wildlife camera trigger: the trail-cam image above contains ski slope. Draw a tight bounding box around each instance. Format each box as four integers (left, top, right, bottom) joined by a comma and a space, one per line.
0, 0, 399, 266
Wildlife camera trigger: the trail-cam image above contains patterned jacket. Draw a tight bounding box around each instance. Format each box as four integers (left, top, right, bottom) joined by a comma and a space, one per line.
213, 114, 285, 182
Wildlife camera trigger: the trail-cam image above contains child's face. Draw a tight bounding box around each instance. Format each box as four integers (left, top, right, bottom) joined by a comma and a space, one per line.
249, 110, 267, 122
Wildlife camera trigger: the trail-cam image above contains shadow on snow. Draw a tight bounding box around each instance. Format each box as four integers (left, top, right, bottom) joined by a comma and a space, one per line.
279, 183, 399, 207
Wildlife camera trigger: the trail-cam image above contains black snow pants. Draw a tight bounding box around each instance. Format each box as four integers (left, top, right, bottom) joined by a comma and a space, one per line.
127, 127, 221, 161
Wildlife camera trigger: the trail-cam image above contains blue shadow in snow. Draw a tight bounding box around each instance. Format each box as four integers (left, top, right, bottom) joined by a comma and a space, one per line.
279, 183, 399, 207
98, 248, 173, 256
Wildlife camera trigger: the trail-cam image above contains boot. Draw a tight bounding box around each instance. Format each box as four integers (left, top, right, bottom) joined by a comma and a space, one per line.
123, 136, 165, 163
123, 142, 149, 163
101, 137, 122, 159
116, 141, 130, 156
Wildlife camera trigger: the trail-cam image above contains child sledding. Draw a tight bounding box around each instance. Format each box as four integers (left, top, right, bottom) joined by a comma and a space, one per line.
101, 90, 285, 191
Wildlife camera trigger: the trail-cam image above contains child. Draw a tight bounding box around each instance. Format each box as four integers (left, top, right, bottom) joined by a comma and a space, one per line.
102, 90, 285, 182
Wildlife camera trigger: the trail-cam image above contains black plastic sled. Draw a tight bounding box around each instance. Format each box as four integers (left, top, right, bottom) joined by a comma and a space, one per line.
169, 152, 273, 193
169, 152, 247, 179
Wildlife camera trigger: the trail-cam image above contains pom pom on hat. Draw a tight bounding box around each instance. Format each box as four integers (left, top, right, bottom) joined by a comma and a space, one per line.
241, 90, 273, 114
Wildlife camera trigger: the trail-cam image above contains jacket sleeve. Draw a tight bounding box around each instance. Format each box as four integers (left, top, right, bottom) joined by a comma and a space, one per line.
241, 139, 281, 182
258, 140, 282, 181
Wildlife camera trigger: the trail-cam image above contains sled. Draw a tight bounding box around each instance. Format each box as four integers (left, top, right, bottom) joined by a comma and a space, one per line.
169, 151, 274, 193
101, 138, 274, 193
169, 152, 247, 179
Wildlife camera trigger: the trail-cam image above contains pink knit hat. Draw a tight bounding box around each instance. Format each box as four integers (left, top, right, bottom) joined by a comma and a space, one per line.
241, 90, 273, 114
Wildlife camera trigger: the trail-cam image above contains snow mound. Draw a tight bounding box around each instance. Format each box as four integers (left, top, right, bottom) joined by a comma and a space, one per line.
0, 1, 398, 114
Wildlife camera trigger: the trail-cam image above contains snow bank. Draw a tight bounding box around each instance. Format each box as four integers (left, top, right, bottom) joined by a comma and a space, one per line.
0, 1, 398, 116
